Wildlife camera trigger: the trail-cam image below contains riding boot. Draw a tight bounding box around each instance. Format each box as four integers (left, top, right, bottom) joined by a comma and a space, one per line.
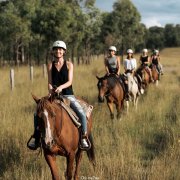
124, 83, 129, 101
27, 114, 41, 150
138, 82, 144, 94
137, 85, 141, 95
81, 132, 89, 149
135, 74, 144, 94
150, 73, 154, 82
151, 78, 154, 82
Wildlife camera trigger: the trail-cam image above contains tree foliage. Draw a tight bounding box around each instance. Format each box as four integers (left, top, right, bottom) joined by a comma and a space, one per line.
0, 0, 179, 65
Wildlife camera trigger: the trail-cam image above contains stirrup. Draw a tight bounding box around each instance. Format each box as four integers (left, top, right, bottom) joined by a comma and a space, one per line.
27, 136, 39, 150
79, 137, 91, 151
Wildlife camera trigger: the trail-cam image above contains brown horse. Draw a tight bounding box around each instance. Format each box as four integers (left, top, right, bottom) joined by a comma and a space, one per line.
32, 94, 95, 180
151, 64, 159, 86
96, 74, 125, 119
136, 65, 151, 90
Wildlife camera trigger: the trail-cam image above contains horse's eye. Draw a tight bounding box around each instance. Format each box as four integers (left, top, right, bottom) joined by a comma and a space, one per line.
97, 82, 101, 87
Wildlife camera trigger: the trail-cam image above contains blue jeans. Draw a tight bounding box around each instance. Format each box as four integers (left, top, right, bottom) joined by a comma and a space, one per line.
64, 95, 87, 134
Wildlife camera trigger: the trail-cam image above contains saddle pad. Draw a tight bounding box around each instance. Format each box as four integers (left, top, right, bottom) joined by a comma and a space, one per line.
55, 99, 93, 128
77, 99, 93, 119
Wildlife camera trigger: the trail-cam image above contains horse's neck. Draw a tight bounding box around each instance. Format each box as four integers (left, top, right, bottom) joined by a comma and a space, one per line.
53, 102, 77, 132
107, 77, 118, 89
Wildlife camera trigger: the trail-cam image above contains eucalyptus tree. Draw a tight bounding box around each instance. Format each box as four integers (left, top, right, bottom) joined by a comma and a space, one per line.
31, 0, 74, 63
80, 3, 103, 64
111, 0, 143, 55
98, 12, 115, 54
64, 0, 103, 64
175, 24, 180, 46
164, 24, 179, 47
0, 0, 37, 64
63, 0, 86, 64
146, 26, 165, 50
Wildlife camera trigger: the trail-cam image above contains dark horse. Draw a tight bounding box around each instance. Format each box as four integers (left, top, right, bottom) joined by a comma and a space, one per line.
31, 94, 95, 180
96, 74, 125, 119
136, 65, 151, 90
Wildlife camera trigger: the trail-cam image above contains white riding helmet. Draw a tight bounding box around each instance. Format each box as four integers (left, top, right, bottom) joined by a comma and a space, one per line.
109, 46, 117, 52
142, 48, 148, 53
153, 49, 159, 54
52, 40, 66, 50
127, 49, 133, 54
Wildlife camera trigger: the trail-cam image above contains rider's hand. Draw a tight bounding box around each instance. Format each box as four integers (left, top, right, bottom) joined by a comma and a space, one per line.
55, 86, 63, 93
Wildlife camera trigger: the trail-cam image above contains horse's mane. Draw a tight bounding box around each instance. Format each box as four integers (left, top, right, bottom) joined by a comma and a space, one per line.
37, 96, 56, 117
106, 74, 119, 89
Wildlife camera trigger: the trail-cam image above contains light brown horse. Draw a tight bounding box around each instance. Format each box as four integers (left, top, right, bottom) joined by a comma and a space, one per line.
151, 64, 159, 86
96, 74, 125, 119
32, 94, 95, 180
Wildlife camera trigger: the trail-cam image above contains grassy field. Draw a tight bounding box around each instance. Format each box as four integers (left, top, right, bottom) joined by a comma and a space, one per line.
0, 48, 179, 180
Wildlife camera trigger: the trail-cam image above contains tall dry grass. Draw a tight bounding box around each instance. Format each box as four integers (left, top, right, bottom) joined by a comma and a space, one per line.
0, 48, 179, 180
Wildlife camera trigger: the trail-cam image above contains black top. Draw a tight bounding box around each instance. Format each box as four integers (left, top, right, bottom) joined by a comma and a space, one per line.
51, 60, 74, 95
151, 57, 158, 65
140, 55, 149, 65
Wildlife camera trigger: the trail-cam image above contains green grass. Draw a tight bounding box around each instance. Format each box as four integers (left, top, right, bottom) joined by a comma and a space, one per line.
0, 48, 179, 179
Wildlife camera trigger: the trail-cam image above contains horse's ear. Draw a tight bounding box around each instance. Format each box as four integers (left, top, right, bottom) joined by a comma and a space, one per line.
96, 75, 100, 80
48, 95, 54, 103
31, 93, 40, 104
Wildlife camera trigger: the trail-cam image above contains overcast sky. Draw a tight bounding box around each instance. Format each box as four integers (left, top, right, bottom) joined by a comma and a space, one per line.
95, 0, 180, 28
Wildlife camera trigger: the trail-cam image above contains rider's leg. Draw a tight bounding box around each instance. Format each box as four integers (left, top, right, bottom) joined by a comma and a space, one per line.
27, 114, 41, 150
65, 95, 89, 149
124, 82, 129, 100
135, 75, 143, 94
156, 64, 161, 74
158, 63, 163, 75
122, 74, 129, 100
119, 74, 128, 99
160, 63, 164, 74
156, 64, 161, 80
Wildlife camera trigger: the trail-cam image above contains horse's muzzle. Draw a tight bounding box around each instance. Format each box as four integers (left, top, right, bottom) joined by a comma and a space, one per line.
98, 96, 104, 103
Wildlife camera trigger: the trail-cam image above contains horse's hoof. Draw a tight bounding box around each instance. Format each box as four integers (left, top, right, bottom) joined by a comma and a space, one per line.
110, 114, 114, 119
117, 115, 121, 120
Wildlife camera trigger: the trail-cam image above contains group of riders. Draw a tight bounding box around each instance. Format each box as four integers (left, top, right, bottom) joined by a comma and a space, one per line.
105, 45, 163, 100
27, 40, 163, 152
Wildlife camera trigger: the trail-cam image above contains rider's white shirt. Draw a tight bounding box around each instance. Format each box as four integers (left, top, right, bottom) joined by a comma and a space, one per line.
124, 58, 137, 70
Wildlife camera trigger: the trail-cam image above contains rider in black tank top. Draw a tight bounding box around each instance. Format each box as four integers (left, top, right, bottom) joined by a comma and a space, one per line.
27, 40, 89, 150
52, 60, 73, 95
140, 56, 149, 66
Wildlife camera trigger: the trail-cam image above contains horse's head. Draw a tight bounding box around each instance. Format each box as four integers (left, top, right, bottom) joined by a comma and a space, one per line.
126, 72, 134, 88
96, 74, 118, 102
96, 76, 109, 103
32, 94, 57, 149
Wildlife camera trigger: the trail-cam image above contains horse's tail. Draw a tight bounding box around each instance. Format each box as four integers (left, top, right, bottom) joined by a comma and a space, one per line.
87, 133, 96, 169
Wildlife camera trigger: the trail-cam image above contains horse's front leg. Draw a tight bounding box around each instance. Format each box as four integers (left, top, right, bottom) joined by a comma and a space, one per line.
116, 101, 123, 119
66, 152, 75, 180
134, 95, 138, 110
125, 100, 129, 114
44, 150, 60, 180
107, 101, 114, 119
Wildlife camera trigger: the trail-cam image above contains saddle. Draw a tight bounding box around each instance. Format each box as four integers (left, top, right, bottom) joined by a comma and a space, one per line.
119, 74, 127, 92
54, 97, 93, 128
